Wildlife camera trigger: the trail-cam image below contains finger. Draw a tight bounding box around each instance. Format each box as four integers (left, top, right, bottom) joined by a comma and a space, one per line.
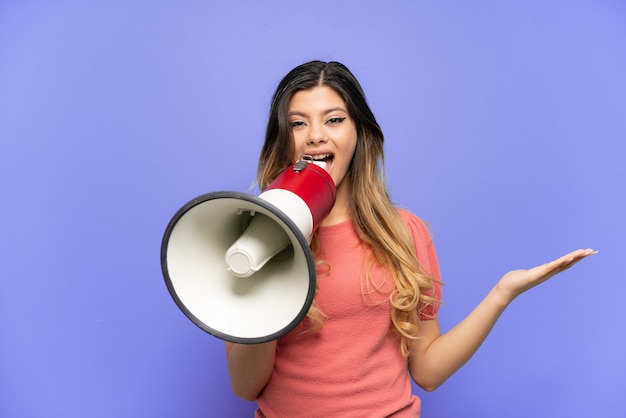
550, 248, 597, 273
533, 248, 596, 277
556, 248, 596, 264
564, 248, 597, 265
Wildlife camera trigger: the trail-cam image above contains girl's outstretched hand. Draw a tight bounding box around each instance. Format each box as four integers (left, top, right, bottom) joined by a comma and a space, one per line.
495, 248, 597, 305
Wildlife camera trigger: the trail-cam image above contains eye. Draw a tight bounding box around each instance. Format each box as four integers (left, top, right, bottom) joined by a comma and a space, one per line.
289, 120, 306, 129
326, 117, 346, 125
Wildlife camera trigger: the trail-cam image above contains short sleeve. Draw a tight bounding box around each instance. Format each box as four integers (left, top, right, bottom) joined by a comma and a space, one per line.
397, 208, 443, 320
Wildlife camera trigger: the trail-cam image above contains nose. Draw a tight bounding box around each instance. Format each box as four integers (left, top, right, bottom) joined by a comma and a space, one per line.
306, 124, 327, 145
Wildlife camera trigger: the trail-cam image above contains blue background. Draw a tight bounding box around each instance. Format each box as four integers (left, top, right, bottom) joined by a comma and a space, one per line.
1, 1, 624, 417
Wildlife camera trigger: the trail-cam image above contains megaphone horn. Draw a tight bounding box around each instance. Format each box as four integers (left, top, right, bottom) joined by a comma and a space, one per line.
160, 160, 336, 344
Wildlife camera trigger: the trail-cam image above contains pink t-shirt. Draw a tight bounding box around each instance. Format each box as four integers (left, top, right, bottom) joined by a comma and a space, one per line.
256, 209, 442, 418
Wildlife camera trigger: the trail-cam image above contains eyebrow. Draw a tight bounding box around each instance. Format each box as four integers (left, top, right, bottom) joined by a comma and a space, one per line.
288, 107, 348, 117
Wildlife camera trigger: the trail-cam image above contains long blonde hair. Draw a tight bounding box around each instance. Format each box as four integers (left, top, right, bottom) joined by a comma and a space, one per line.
258, 61, 440, 355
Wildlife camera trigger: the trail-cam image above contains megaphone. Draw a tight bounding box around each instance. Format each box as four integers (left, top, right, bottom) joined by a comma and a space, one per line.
160, 159, 336, 344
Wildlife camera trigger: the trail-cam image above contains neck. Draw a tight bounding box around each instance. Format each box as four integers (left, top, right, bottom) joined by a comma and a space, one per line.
321, 180, 352, 226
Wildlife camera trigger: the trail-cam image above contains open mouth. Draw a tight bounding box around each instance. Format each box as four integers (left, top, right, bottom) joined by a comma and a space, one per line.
301, 153, 334, 172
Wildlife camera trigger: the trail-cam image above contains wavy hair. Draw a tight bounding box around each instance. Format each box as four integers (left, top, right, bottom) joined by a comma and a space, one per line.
257, 61, 440, 356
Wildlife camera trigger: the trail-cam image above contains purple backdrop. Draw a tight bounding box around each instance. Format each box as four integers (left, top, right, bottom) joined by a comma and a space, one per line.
1, 1, 624, 417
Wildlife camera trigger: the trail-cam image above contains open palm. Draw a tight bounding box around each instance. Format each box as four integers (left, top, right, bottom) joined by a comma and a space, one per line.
497, 248, 596, 302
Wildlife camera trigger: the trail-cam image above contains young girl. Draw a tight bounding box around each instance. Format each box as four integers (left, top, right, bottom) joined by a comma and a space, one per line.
225, 60, 595, 417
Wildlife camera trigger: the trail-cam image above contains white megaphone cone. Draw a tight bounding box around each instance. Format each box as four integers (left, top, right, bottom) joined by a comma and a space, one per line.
160, 160, 336, 343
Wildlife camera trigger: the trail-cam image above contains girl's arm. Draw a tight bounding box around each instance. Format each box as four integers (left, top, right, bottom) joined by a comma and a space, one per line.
225, 340, 278, 401
408, 248, 596, 391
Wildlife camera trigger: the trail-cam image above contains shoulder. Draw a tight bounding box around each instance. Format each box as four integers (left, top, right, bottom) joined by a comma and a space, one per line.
396, 207, 424, 224
395, 207, 441, 280
395, 208, 433, 246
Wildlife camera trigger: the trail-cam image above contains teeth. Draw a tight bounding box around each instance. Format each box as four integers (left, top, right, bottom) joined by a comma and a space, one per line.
302, 153, 332, 161
300, 154, 332, 171
311, 153, 332, 161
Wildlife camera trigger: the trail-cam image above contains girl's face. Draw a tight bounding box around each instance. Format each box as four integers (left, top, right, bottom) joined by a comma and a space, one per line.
288, 86, 358, 190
